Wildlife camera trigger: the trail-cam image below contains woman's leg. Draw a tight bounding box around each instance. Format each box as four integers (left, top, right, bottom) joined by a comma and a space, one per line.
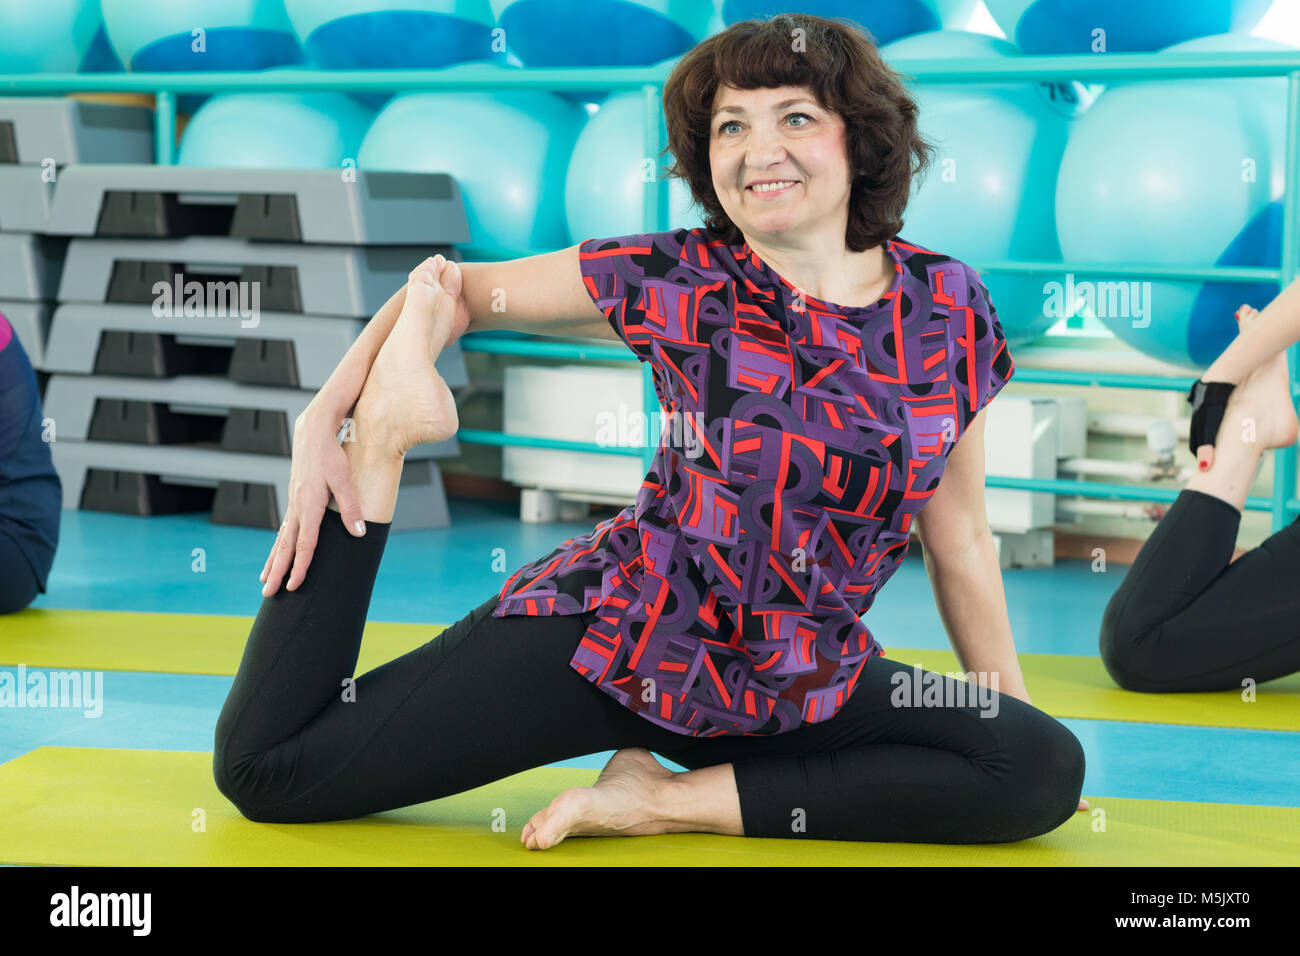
214, 258, 675, 823
0, 529, 41, 613
524, 660, 1085, 847
1099, 323, 1300, 691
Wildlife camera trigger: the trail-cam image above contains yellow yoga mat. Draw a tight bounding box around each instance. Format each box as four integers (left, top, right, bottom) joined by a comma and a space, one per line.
3, 747, 1296, 866
4, 608, 1299, 731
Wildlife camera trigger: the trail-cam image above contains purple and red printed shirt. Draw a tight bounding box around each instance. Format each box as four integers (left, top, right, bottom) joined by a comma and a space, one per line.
492, 228, 1015, 737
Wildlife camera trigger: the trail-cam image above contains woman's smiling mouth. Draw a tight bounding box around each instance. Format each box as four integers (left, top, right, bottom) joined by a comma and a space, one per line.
747, 180, 799, 197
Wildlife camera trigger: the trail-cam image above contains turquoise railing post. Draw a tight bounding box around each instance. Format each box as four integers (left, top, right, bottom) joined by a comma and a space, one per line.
154, 90, 175, 165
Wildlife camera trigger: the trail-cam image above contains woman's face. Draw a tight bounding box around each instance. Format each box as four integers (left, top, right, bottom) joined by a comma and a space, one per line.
708, 83, 854, 244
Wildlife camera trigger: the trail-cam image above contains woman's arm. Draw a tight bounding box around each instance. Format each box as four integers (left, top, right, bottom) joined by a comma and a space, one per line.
459, 243, 617, 340
912, 410, 1031, 703
1203, 277, 1300, 384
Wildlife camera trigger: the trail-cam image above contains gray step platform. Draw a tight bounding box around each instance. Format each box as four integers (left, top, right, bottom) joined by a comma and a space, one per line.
0, 97, 155, 165
0, 299, 51, 369
42, 302, 468, 391
57, 236, 452, 317
41, 373, 461, 461
43, 165, 470, 244
49, 439, 451, 531
0, 166, 55, 233
0, 232, 65, 300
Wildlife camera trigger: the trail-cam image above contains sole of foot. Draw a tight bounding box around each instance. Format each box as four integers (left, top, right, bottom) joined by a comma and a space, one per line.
521, 748, 676, 850
354, 258, 460, 457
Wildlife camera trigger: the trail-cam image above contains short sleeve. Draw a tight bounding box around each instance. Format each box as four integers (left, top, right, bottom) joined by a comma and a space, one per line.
577, 228, 698, 364
952, 263, 1015, 433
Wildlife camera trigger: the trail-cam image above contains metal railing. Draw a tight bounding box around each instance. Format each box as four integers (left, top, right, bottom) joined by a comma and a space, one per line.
3, 50, 1297, 527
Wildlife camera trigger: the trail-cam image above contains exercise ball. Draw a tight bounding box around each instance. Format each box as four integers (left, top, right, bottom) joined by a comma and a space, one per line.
1054, 34, 1290, 369
178, 88, 375, 168
284, 0, 497, 108
101, 0, 303, 111
359, 90, 585, 257
883, 30, 1086, 346
565, 91, 704, 240
988, 0, 1272, 54
494, 0, 709, 67
0, 0, 101, 72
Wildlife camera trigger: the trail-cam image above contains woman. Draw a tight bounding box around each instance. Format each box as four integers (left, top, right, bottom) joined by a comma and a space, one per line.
0, 311, 61, 614
1100, 283, 1300, 691
216, 13, 1087, 847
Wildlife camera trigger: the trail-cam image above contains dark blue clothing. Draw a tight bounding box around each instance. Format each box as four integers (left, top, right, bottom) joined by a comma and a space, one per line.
0, 311, 61, 612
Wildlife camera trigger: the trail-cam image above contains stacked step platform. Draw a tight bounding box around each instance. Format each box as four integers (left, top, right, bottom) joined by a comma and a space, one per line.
0, 97, 470, 530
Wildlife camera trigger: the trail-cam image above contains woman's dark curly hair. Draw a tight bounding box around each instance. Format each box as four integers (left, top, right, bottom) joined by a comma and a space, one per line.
660, 12, 935, 252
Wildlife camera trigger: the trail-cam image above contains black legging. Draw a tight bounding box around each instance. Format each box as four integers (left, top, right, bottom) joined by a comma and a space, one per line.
1101, 488, 1300, 691
214, 513, 1085, 844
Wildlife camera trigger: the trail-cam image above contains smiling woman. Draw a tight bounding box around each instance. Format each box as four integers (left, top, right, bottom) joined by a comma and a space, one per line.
218, 11, 1086, 856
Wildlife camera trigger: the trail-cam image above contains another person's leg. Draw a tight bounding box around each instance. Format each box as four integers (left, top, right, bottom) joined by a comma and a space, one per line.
1099, 321, 1300, 691
0, 529, 41, 613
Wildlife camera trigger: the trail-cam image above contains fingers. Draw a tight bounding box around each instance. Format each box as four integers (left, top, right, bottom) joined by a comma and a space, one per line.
330, 462, 366, 538
262, 515, 297, 596
285, 496, 326, 592
1196, 443, 1215, 471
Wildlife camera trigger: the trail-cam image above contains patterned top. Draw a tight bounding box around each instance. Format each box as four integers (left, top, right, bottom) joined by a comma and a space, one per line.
492, 228, 1014, 737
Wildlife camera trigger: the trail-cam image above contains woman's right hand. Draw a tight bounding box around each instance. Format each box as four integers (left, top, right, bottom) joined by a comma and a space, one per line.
259, 402, 366, 596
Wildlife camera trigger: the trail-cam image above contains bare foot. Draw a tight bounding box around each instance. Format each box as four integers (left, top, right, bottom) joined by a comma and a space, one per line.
521, 748, 676, 850
1221, 305, 1298, 453
353, 258, 461, 457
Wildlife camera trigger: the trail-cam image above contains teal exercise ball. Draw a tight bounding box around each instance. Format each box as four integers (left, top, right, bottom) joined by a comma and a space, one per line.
100, 0, 303, 111
0, 0, 101, 72
284, 0, 498, 109
177, 88, 375, 168
883, 30, 1088, 346
359, 89, 586, 257
565, 90, 704, 240
492, 0, 709, 67
987, 0, 1272, 54
1054, 33, 1291, 369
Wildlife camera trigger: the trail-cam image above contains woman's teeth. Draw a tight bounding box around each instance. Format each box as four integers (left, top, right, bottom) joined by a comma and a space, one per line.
750, 181, 797, 192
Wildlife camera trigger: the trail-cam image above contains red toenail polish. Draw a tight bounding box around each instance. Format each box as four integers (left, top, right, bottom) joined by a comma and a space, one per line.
1199, 461, 1207, 470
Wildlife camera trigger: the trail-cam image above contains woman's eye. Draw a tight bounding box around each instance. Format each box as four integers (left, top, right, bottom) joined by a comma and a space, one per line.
718, 113, 813, 135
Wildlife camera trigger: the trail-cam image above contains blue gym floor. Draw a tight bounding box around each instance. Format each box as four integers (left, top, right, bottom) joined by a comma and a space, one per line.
4, 498, 1298, 809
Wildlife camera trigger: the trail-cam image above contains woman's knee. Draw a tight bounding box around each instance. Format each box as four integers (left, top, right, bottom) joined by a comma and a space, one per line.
211, 743, 308, 824
0, 553, 40, 614
1001, 713, 1087, 841
1098, 596, 1160, 692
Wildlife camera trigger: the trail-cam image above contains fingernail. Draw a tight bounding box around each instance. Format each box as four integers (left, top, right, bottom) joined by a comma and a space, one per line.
353, 520, 366, 535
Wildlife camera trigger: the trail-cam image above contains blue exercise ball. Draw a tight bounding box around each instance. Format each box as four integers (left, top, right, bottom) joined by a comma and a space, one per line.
723, 0, 938, 43
359, 89, 586, 257
101, 0, 303, 111
177, 86, 375, 168
0, 0, 101, 72
1054, 34, 1291, 369
493, 0, 709, 67
883, 30, 1086, 346
284, 0, 497, 109
565, 90, 704, 241
992, 0, 1272, 54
